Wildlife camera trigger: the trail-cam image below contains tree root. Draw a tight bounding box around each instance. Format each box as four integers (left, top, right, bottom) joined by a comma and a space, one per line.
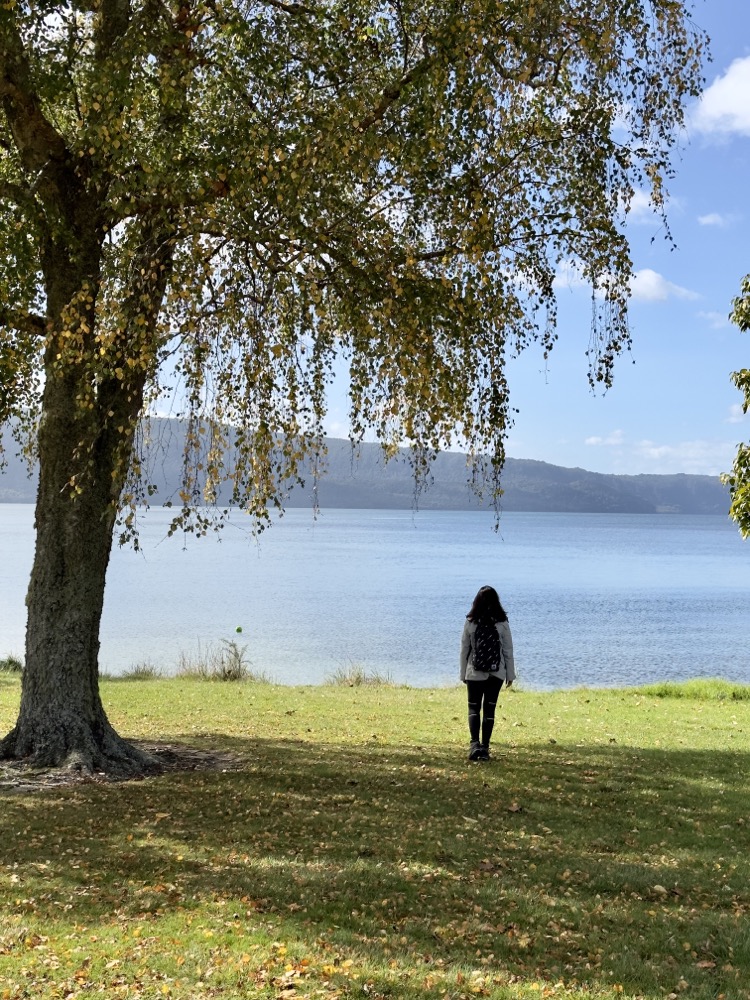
0, 721, 162, 779
0, 740, 242, 793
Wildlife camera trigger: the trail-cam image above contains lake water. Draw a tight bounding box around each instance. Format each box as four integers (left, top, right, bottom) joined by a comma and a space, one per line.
1, 505, 748, 689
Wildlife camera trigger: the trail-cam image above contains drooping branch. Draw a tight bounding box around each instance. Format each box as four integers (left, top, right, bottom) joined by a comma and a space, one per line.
0, 0, 709, 779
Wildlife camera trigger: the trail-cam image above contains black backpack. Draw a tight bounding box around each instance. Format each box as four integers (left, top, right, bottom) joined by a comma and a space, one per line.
472, 621, 502, 673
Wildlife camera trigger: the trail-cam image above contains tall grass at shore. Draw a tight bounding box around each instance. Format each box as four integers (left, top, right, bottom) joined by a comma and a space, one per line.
0, 654, 22, 673
0, 677, 749, 1000
175, 638, 270, 683
326, 662, 396, 686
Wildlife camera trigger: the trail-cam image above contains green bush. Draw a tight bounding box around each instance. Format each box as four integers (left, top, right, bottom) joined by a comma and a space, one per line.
0, 654, 23, 674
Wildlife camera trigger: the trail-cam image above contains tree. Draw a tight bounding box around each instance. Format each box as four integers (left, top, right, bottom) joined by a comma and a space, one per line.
0, 1, 705, 774
724, 275, 750, 537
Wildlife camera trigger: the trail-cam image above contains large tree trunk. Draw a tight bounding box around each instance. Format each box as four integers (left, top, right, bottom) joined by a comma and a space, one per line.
1, 382, 157, 775
0, 262, 160, 777
0, 6, 174, 777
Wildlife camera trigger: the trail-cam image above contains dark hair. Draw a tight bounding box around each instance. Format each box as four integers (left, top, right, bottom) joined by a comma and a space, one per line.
467, 585, 508, 623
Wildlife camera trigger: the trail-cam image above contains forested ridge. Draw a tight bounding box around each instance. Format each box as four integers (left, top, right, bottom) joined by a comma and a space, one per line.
1, 421, 727, 514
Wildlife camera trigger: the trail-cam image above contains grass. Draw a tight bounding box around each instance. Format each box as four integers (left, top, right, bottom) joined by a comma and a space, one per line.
0, 677, 749, 1000
638, 677, 750, 700
326, 662, 396, 686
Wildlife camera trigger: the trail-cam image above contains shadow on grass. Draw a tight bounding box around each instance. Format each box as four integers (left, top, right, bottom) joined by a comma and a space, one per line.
1, 735, 749, 996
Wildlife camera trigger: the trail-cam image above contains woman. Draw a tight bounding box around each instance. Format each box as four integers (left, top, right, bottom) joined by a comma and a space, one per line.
459, 585, 515, 760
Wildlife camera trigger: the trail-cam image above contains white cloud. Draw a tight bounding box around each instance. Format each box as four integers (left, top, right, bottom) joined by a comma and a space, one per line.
582, 431, 737, 475
585, 430, 625, 447
727, 404, 749, 425
632, 439, 735, 476
630, 268, 699, 302
554, 264, 699, 303
324, 418, 354, 440
692, 56, 750, 137
622, 188, 684, 224
552, 259, 588, 291
630, 189, 653, 216
697, 212, 730, 227
698, 310, 731, 329
625, 188, 660, 224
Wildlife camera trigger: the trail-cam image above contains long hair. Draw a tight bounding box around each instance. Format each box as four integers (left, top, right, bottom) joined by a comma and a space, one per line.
467, 585, 508, 624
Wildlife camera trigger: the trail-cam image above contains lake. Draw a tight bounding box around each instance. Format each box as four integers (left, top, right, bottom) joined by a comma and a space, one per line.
1, 505, 748, 689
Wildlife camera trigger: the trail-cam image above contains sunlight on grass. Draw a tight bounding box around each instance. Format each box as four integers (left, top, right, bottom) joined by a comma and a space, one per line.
1, 679, 749, 1000
636, 677, 750, 700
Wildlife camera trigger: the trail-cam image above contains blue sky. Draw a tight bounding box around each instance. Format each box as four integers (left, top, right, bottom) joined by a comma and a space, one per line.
502, 0, 750, 477
325, 1, 750, 478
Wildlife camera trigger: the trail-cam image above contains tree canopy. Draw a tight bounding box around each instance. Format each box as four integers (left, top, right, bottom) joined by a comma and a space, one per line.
0, 0, 707, 772
724, 275, 750, 538
2, 0, 707, 504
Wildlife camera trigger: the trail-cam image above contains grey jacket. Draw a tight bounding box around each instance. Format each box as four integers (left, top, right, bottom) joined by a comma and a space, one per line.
459, 619, 516, 684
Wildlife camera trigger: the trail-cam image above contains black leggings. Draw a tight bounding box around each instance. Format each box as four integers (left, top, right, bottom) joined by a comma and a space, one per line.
466, 676, 504, 746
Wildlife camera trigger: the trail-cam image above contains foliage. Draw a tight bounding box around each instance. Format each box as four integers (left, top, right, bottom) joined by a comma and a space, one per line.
0, 0, 709, 771
0, 0, 707, 520
0, 655, 22, 674
1, 680, 750, 1000
723, 274, 750, 537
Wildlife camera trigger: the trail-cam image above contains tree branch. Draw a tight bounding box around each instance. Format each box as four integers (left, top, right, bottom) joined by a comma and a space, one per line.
414, 245, 461, 263
0, 178, 35, 210
0, 307, 46, 336
258, 0, 316, 14
0, 14, 70, 176
355, 52, 432, 133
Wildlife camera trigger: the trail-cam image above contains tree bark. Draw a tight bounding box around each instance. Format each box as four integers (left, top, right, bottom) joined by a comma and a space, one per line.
0, 380, 158, 775
0, 255, 160, 777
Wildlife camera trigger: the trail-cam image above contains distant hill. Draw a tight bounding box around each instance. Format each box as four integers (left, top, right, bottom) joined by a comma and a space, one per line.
1, 421, 729, 515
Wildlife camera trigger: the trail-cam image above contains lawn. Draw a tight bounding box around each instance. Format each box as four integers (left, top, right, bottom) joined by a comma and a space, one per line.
0, 676, 748, 1000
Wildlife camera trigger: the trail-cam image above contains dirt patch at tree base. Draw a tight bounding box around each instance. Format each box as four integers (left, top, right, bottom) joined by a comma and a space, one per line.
0, 741, 244, 794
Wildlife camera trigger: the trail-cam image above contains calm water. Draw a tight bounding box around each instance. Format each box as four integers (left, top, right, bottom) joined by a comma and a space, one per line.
1, 505, 748, 689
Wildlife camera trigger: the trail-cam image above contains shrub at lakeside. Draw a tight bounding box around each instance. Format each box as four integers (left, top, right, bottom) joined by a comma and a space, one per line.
0, 679, 748, 1000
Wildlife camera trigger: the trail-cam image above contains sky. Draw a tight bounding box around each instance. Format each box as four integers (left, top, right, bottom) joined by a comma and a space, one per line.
324, 1, 750, 478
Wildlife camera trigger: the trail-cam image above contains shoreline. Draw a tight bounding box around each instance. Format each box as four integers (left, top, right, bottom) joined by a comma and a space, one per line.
2, 670, 750, 700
